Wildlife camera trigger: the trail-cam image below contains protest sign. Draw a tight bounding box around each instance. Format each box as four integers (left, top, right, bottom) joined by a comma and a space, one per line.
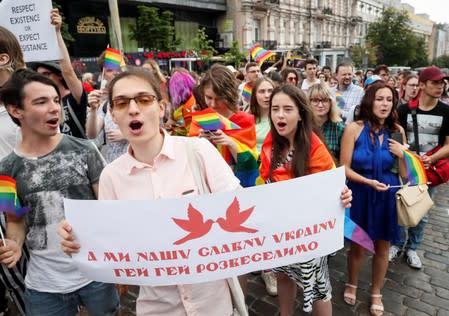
0, 0, 62, 62
64, 167, 346, 286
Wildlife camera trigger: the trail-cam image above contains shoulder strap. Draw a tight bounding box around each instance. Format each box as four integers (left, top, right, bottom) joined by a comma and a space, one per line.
65, 98, 87, 139
408, 102, 420, 155
185, 140, 210, 194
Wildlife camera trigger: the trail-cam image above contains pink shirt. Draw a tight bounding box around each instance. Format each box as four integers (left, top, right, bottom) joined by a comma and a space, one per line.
99, 132, 239, 316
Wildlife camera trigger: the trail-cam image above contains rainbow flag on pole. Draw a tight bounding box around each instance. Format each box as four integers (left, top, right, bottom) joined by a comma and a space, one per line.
403, 149, 428, 185
103, 48, 123, 71
249, 44, 275, 66
242, 83, 253, 104
0, 176, 31, 217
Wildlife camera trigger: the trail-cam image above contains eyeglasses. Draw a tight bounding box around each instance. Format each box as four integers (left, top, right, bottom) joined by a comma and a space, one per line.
310, 98, 330, 105
406, 84, 419, 88
112, 94, 157, 110
287, 77, 297, 82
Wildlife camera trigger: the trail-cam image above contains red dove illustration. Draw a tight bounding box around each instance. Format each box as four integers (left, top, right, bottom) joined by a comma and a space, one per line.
216, 197, 258, 233
172, 203, 214, 245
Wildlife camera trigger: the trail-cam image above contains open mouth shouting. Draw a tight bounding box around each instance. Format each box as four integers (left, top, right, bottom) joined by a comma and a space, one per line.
276, 121, 287, 133
129, 120, 144, 136
46, 118, 59, 129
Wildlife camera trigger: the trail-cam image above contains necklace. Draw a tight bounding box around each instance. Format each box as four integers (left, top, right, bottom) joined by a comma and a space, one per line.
276, 148, 295, 167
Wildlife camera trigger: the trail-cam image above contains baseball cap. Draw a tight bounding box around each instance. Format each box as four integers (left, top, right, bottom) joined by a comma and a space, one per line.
27, 61, 62, 74
419, 66, 449, 82
364, 75, 382, 88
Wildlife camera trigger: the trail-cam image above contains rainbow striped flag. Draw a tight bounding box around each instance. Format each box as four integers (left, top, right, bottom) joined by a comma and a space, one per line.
403, 149, 428, 185
242, 83, 252, 104
103, 48, 123, 71
249, 44, 275, 66
335, 90, 346, 110
189, 111, 258, 188
0, 176, 31, 217
189, 108, 241, 133
344, 208, 375, 253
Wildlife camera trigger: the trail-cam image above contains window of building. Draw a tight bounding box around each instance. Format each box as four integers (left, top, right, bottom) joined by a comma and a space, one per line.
108, 17, 138, 52
254, 19, 260, 42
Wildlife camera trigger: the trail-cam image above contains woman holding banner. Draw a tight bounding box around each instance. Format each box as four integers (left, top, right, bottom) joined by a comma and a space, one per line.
340, 81, 406, 316
258, 84, 352, 316
59, 68, 245, 315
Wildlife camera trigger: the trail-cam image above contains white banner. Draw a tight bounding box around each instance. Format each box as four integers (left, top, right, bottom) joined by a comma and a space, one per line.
64, 167, 346, 286
0, 0, 62, 62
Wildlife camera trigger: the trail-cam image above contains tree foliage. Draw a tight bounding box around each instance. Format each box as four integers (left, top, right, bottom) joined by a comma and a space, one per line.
433, 55, 449, 68
52, 1, 74, 46
130, 5, 179, 51
366, 8, 427, 66
349, 43, 377, 68
223, 41, 246, 68
191, 27, 216, 60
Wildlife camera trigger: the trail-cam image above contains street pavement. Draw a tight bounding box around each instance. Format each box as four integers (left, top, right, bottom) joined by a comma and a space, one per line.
117, 183, 449, 315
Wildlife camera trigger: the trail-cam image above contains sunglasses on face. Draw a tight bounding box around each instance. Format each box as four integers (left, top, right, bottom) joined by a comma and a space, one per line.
112, 94, 157, 110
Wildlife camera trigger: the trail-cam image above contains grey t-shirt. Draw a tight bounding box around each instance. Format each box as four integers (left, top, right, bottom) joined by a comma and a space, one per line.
0, 135, 105, 293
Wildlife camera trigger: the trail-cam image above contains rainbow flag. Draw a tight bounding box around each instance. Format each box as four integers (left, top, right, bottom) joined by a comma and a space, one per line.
0, 176, 31, 217
335, 90, 346, 110
344, 208, 375, 253
189, 111, 258, 188
103, 48, 123, 71
249, 44, 275, 66
189, 108, 241, 133
242, 83, 252, 104
403, 149, 428, 185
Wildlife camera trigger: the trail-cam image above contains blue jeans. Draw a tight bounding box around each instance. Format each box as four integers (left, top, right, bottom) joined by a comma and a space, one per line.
395, 186, 436, 250
24, 281, 119, 316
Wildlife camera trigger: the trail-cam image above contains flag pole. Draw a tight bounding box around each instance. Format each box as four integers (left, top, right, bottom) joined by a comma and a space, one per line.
108, 0, 123, 52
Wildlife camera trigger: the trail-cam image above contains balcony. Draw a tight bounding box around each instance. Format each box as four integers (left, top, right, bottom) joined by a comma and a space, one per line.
315, 41, 332, 49
259, 40, 278, 50
349, 16, 363, 25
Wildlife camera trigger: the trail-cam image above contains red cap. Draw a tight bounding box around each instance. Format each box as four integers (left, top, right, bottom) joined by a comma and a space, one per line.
419, 66, 449, 82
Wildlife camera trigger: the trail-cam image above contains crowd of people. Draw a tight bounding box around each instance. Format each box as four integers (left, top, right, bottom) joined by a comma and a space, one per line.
0, 7, 449, 316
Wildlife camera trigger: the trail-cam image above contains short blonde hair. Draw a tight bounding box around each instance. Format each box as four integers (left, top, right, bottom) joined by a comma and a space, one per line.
308, 83, 341, 123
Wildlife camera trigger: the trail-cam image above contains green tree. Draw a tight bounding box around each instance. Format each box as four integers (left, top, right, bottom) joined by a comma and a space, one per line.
349, 43, 377, 68
409, 36, 428, 68
433, 54, 449, 68
366, 8, 423, 66
130, 5, 178, 51
223, 41, 246, 68
52, 1, 74, 46
191, 27, 216, 60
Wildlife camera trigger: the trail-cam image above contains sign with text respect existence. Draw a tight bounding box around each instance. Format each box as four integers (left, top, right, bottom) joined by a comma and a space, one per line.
0, 0, 61, 62
64, 167, 346, 286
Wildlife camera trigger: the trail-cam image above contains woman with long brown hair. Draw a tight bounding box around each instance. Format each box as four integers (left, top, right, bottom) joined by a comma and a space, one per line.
340, 81, 407, 316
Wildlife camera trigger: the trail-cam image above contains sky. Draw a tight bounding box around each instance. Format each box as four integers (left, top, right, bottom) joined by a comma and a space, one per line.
402, 0, 449, 24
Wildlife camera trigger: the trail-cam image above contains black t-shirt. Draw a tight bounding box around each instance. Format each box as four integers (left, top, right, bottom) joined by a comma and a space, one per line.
397, 101, 449, 153
60, 90, 88, 139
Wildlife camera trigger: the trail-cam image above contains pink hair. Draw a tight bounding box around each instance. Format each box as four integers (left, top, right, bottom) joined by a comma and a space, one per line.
168, 71, 196, 110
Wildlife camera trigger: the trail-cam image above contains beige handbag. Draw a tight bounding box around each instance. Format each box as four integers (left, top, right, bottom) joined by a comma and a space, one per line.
185, 141, 248, 316
396, 182, 434, 227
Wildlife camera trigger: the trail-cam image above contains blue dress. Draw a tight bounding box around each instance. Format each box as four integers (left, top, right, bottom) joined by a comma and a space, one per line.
348, 123, 400, 242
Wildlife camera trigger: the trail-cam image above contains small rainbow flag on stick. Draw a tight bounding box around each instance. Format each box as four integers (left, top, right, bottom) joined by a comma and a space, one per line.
403, 149, 428, 185
189, 108, 241, 134
103, 48, 123, 71
0, 176, 31, 218
242, 83, 253, 104
249, 44, 275, 66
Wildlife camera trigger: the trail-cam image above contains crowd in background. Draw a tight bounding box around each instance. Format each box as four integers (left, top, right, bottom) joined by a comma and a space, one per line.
1, 8, 449, 316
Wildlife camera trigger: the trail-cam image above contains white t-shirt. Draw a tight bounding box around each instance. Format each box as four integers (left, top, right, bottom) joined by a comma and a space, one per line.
0, 105, 21, 159
301, 78, 321, 94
